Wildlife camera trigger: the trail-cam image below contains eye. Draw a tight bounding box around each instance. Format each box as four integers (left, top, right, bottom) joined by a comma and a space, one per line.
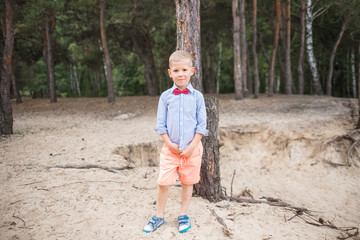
173, 70, 178, 72
183, 69, 187, 71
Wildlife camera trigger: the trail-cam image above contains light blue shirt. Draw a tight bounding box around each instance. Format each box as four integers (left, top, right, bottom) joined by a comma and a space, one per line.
155, 83, 209, 150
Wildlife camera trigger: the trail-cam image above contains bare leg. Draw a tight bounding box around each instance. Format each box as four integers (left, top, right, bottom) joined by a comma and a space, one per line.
179, 183, 193, 216
156, 184, 170, 218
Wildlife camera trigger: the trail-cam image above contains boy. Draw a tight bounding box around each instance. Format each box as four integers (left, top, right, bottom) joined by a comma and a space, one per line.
143, 50, 208, 233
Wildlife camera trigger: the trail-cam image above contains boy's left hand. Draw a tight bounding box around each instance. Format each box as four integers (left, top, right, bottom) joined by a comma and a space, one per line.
180, 145, 195, 158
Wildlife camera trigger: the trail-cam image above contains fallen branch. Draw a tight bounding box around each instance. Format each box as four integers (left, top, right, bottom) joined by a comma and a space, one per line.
228, 195, 358, 239
210, 209, 232, 238
46, 164, 134, 173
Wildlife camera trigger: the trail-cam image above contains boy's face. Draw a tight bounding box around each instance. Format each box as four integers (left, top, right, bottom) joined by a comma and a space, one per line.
168, 60, 195, 90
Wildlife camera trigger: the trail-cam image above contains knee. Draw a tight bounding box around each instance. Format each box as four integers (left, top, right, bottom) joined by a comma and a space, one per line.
158, 184, 170, 192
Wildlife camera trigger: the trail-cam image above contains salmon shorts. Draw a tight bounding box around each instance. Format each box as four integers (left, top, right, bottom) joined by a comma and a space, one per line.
158, 142, 203, 185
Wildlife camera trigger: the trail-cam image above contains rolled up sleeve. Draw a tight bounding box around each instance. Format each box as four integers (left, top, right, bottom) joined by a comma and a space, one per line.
154, 94, 168, 134
195, 94, 209, 136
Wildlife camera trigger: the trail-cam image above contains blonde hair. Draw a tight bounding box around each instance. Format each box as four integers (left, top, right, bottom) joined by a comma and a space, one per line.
169, 50, 193, 68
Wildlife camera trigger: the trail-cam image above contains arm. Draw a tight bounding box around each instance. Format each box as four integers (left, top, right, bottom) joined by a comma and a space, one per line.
161, 133, 182, 155
180, 133, 203, 158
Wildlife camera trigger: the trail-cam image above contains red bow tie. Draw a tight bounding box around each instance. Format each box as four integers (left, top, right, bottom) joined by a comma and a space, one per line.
174, 88, 189, 95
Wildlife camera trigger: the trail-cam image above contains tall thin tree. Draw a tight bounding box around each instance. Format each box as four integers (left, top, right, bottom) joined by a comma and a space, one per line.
357, 45, 360, 129
305, 0, 331, 95
43, 11, 56, 103
283, 0, 292, 94
239, 0, 248, 96
252, 0, 259, 98
232, 0, 243, 100
326, 18, 349, 96
298, 0, 306, 95
0, 0, 14, 134
268, 0, 281, 97
100, 0, 115, 103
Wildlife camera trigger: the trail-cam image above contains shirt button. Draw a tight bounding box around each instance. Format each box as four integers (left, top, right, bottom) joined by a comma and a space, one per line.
180, 108, 183, 111
180, 122, 183, 125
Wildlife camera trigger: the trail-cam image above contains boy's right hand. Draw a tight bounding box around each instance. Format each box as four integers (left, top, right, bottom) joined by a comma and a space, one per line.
168, 143, 182, 155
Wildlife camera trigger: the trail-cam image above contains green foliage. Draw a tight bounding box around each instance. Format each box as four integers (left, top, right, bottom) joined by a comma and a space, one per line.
5, 0, 360, 98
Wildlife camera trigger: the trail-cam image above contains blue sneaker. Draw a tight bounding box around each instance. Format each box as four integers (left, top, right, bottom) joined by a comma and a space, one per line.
143, 216, 165, 233
178, 215, 191, 233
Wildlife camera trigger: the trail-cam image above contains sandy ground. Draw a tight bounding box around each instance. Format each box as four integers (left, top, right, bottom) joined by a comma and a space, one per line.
0, 94, 360, 240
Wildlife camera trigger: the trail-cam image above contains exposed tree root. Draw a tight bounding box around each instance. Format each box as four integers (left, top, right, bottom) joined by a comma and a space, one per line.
318, 129, 360, 167
46, 163, 134, 173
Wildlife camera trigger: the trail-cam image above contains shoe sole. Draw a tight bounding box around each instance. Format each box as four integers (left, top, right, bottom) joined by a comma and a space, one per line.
143, 221, 165, 233
179, 224, 191, 233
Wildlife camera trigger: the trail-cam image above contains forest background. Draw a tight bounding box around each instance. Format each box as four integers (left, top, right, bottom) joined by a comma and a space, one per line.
1, 1, 360, 238
2, 0, 360, 102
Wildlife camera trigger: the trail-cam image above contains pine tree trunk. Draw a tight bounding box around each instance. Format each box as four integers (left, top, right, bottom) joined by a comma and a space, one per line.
305, 0, 323, 95
284, 0, 292, 94
351, 42, 357, 99
239, 0, 248, 97
357, 45, 360, 129
216, 42, 222, 94
326, 19, 348, 96
252, 0, 259, 98
232, 0, 243, 100
176, 0, 203, 92
44, 14, 57, 103
0, 0, 14, 134
100, 0, 115, 103
194, 97, 222, 202
268, 0, 281, 97
298, 0, 305, 95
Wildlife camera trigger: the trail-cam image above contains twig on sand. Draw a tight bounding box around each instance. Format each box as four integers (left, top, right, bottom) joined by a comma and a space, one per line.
230, 170, 236, 198
210, 209, 232, 238
46, 164, 134, 173
12, 213, 26, 228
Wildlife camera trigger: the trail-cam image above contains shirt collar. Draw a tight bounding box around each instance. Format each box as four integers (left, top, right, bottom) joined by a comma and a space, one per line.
171, 82, 194, 94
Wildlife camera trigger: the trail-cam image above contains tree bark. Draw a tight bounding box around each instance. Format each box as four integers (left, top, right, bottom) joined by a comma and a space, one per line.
326, 18, 348, 96
298, 0, 305, 95
100, 0, 115, 103
351, 41, 357, 99
232, 0, 243, 100
284, 0, 292, 94
0, 0, 14, 134
216, 42, 222, 94
176, 0, 203, 92
268, 0, 281, 97
194, 97, 222, 202
239, 0, 248, 97
252, 0, 259, 99
44, 13, 57, 103
305, 0, 323, 95
357, 45, 360, 129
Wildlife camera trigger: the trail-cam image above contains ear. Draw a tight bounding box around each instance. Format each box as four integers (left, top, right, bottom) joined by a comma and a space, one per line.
168, 69, 172, 78
191, 67, 195, 76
